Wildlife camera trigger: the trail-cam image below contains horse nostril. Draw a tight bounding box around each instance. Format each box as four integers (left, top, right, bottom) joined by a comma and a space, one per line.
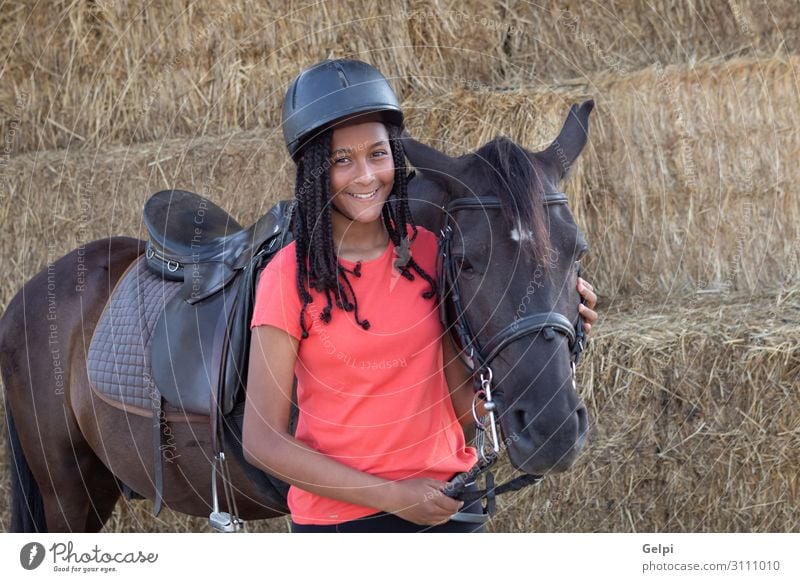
576, 405, 588, 436
514, 408, 529, 432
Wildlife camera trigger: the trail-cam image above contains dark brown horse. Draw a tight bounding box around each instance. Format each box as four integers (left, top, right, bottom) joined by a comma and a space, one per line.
1, 101, 593, 532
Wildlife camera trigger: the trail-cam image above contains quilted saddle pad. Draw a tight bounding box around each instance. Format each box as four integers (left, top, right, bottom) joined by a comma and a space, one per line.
87, 255, 187, 417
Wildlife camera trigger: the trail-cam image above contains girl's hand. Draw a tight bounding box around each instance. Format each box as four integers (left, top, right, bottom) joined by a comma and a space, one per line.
577, 277, 598, 335
383, 478, 464, 526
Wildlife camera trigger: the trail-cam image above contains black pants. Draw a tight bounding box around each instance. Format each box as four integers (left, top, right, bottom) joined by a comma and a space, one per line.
291, 481, 486, 533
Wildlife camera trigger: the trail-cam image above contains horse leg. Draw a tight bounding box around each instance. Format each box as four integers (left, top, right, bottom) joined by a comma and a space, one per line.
0, 237, 141, 532
18, 413, 121, 533
4, 404, 45, 532
2, 316, 119, 532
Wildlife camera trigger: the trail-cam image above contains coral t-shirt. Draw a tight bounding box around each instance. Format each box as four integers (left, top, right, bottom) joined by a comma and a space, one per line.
250, 226, 477, 525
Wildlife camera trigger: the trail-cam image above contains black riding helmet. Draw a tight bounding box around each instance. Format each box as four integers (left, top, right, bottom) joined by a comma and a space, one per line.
282, 59, 404, 161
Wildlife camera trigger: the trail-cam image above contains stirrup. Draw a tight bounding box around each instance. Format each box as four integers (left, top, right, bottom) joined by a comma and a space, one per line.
208, 452, 243, 533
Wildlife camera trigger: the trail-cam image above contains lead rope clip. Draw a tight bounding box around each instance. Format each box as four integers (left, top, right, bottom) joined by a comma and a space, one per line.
481, 369, 500, 456
474, 368, 500, 461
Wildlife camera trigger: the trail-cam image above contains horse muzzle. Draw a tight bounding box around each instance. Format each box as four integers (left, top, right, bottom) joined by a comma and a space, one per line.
499, 394, 589, 474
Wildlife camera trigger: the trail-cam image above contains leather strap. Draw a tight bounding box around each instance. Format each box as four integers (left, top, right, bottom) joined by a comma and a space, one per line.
481, 312, 577, 369
458, 473, 543, 502
152, 395, 164, 517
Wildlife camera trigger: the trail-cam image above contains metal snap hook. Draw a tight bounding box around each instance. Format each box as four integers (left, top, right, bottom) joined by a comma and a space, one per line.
472, 389, 487, 428
479, 368, 500, 454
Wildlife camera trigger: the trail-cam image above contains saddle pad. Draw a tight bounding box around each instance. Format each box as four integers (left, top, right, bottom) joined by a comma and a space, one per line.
87, 255, 184, 414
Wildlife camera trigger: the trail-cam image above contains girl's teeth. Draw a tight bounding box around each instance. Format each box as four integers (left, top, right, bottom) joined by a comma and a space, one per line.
350, 189, 377, 199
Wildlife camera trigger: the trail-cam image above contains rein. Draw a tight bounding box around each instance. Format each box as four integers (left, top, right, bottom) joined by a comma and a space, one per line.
438, 192, 587, 524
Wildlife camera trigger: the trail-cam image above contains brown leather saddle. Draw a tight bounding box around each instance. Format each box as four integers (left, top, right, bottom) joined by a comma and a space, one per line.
144, 190, 295, 417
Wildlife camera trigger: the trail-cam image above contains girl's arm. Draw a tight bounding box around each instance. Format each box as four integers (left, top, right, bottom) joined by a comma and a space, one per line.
242, 325, 463, 525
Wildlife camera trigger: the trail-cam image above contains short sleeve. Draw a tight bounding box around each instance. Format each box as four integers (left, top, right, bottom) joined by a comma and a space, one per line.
250, 244, 303, 340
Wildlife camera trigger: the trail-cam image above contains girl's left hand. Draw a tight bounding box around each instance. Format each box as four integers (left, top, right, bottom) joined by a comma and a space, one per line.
577, 277, 598, 335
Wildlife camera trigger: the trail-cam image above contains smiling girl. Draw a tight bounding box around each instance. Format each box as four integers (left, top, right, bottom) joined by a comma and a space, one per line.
242, 59, 597, 533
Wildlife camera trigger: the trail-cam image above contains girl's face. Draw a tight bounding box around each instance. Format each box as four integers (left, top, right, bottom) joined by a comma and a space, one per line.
328, 119, 394, 225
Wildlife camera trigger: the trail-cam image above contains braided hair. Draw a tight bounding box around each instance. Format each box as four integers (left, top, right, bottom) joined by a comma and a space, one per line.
292, 123, 437, 339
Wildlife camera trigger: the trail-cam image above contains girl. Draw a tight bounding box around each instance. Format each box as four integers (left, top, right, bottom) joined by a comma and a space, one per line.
242, 59, 598, 533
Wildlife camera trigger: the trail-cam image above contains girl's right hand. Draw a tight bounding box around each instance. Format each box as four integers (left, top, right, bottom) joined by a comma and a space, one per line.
383, 478, 465, 526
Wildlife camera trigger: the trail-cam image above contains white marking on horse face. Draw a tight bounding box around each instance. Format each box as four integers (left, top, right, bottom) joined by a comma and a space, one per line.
510, 223, 534, 243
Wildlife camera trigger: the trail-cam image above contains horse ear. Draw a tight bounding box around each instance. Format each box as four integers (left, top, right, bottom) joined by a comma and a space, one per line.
400, 133, 464, 190
539, 100, 594, 180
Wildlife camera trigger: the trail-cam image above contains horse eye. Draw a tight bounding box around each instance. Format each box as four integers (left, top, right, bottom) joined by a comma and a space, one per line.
454, 255, 474, 274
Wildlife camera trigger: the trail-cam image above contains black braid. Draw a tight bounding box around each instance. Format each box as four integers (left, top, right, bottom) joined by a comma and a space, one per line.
385, 125, 437, 299
338, 263, 370, 329
292, 123, 437, 339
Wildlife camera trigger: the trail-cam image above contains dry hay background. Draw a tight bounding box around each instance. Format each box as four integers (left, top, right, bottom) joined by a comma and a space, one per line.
3, 0, 799, 152
1, 0, 798, 532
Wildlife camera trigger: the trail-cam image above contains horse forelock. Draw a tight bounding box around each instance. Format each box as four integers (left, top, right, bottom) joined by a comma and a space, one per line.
472, 137, 550, 263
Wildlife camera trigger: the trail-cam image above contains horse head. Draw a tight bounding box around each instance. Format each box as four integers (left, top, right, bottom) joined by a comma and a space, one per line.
404, 100, 594, 475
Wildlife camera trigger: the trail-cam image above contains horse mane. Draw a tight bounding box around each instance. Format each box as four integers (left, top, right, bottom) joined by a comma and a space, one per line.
471, 136, 550, 265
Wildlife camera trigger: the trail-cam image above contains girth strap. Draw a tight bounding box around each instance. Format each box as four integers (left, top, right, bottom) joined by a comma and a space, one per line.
151, 395, 164, 517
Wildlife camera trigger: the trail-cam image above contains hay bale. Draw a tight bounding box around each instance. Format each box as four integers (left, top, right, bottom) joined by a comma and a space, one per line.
575, 55, 800, 298
405, 0, 506, 91
0, 0, 415, 154
502, 0, 800, 83
4, 1, 800, 154
407, 0, 800, 87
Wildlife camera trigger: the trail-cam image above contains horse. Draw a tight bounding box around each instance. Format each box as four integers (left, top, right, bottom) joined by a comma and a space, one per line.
1, 100, 594, 532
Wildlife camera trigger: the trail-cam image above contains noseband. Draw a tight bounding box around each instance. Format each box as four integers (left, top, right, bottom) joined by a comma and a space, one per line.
439, 192, 587, 523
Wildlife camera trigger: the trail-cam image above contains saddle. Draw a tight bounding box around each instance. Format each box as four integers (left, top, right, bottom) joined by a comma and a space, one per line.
145, 190, 295, 417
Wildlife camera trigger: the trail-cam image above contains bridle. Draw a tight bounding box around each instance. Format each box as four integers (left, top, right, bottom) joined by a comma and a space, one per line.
438, 191, 587, 523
